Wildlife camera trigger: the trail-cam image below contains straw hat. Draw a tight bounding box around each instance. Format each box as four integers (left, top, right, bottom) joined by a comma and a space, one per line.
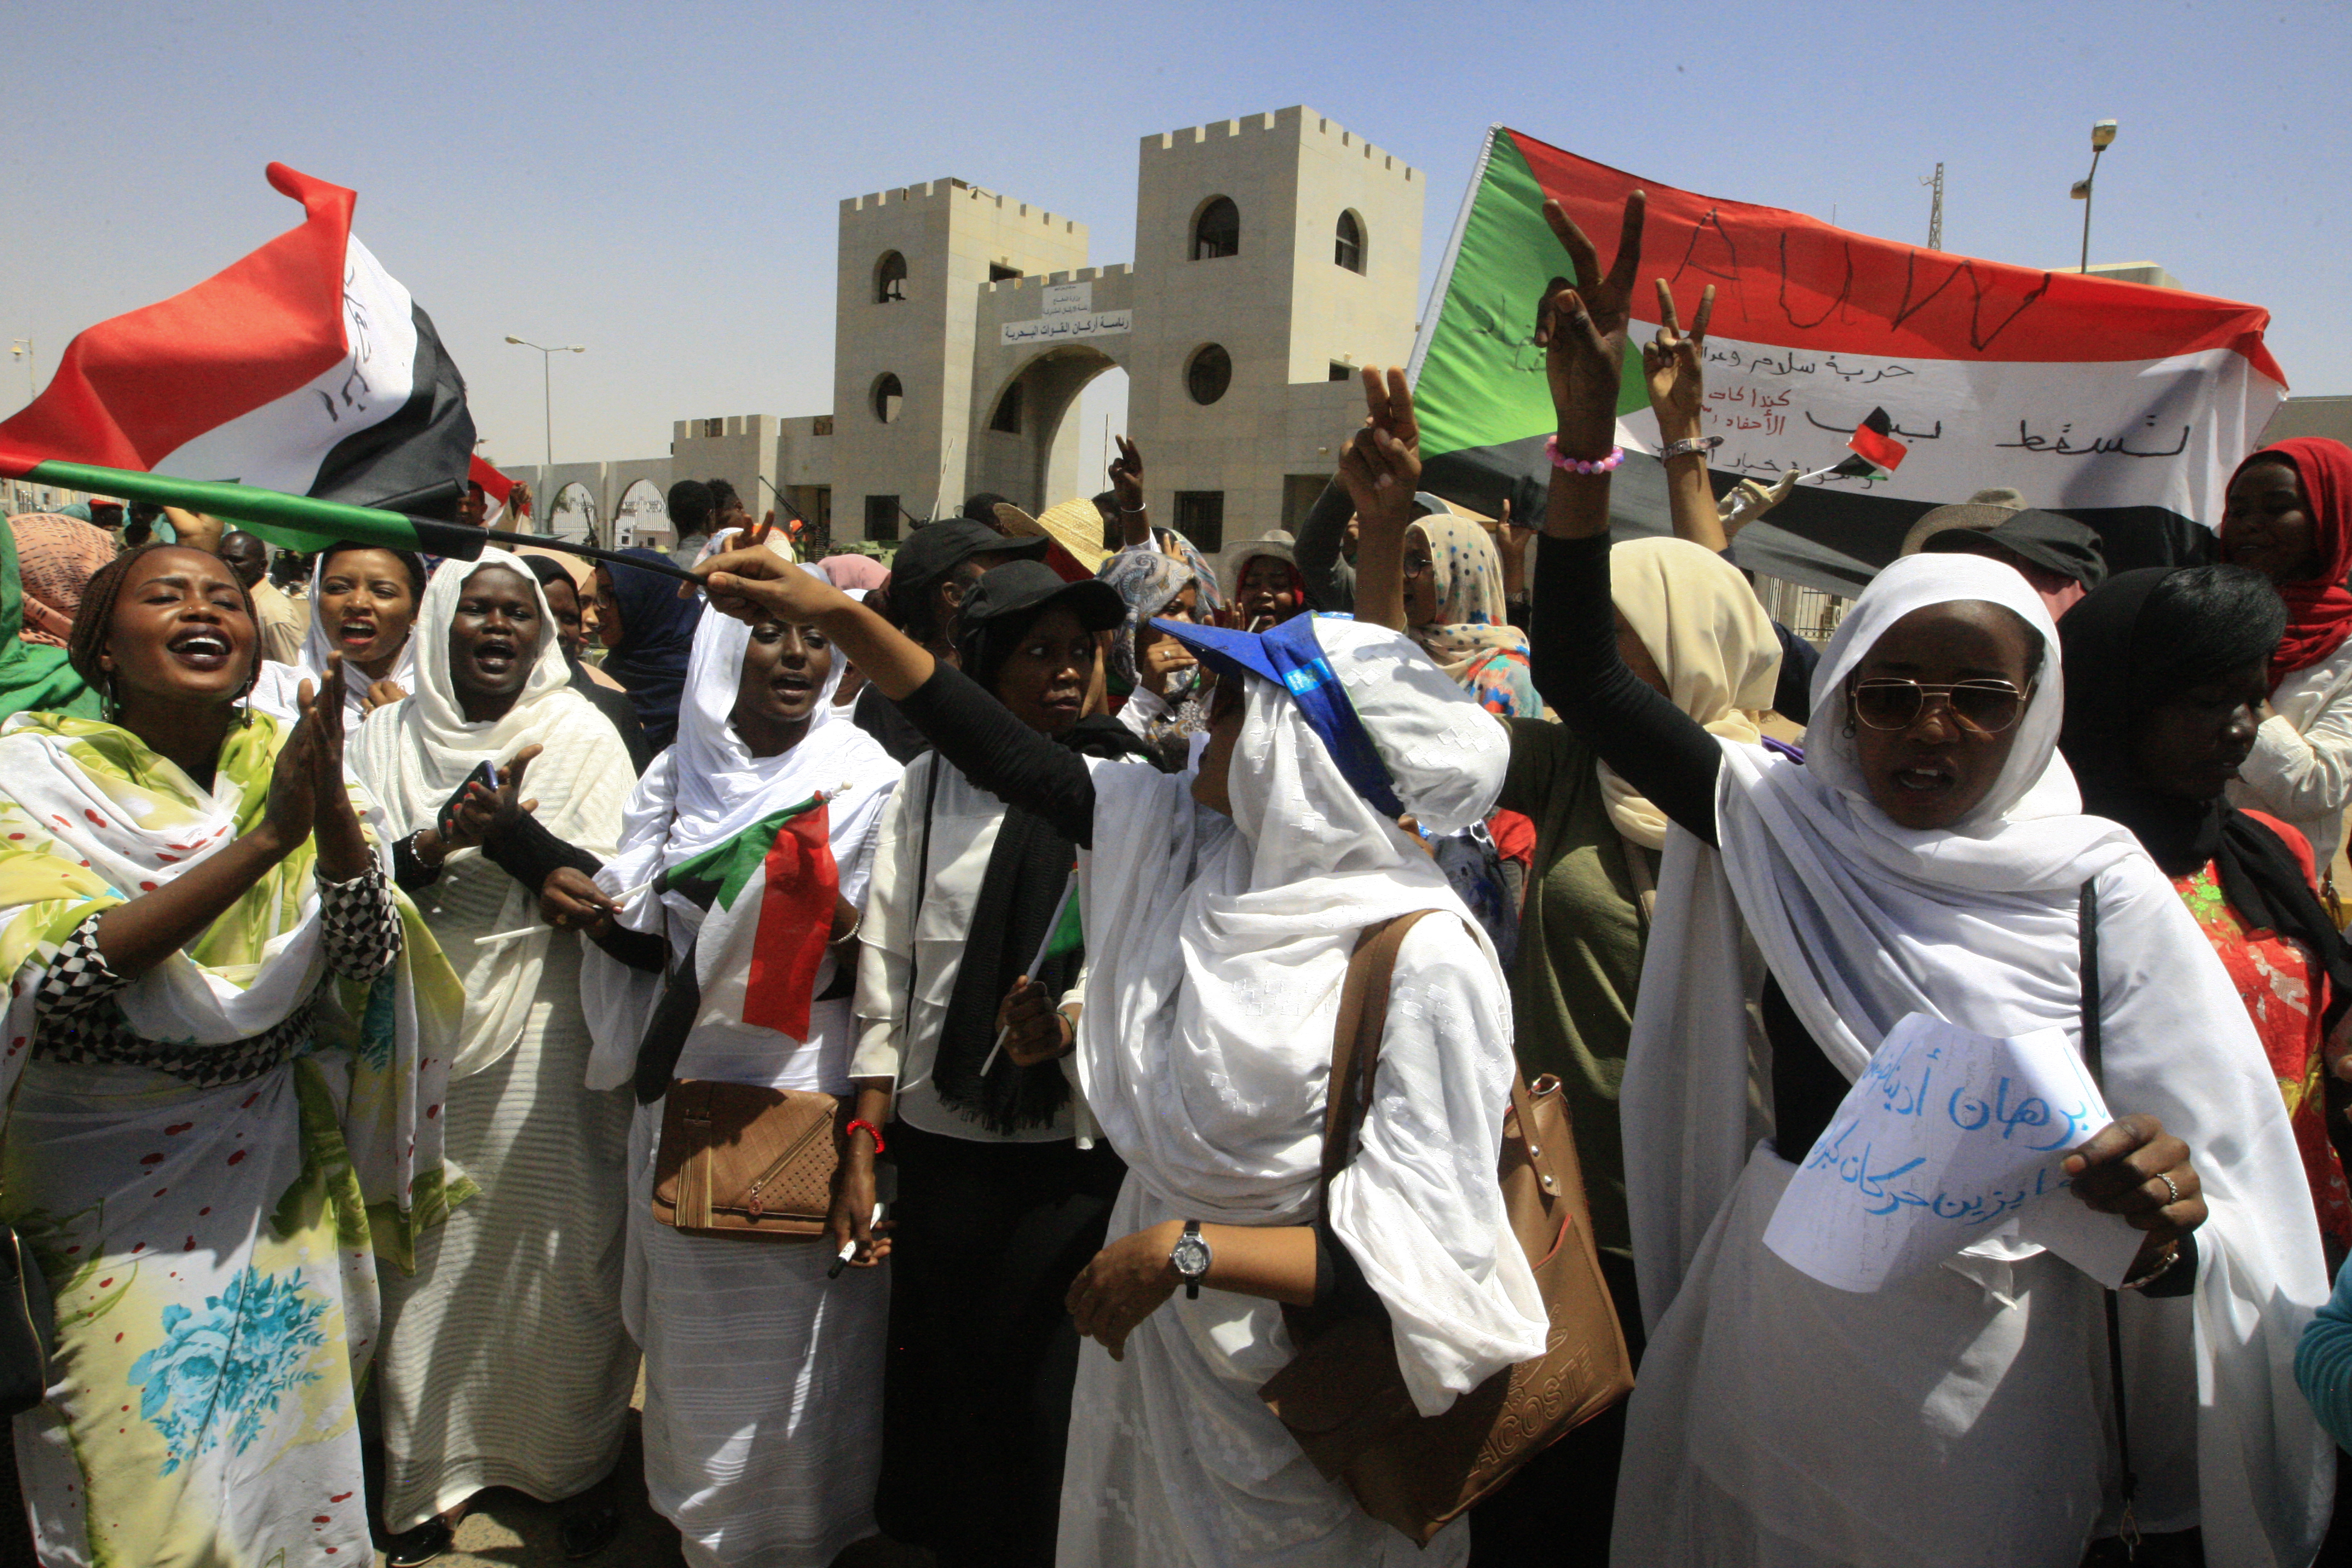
995, 499, 1112, 577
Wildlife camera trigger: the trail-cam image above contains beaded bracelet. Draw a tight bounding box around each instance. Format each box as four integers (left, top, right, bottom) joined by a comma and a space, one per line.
1545, 436, 1625, 475
844, 1119, 887, 1157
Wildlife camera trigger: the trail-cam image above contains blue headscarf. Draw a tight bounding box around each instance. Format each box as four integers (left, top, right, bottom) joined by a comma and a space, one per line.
598, 547, 704, 751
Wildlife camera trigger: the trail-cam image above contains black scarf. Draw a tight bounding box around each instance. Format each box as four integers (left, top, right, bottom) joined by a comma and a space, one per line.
930, 716, 1154, 1132
2060, 569, 2352, 1033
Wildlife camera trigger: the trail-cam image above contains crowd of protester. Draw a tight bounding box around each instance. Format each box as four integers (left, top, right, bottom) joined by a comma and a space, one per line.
7, 189, 2352, 1568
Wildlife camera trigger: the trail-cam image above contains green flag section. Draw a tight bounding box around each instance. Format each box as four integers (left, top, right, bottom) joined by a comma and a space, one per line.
18, 460, 488, 561
1406, 126, 2286, 595
666, 796, 840, 1047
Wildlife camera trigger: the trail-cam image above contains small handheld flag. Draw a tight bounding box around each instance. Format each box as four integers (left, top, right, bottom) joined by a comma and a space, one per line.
1837, 407, 1909, 479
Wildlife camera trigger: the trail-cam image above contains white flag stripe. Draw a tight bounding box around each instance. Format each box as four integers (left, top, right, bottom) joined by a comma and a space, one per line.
152, 234, 418, 497
1618, 329, 2282, 530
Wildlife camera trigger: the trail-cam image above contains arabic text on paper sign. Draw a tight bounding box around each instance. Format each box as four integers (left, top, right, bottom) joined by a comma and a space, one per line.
1761, 1014, 2138, 1294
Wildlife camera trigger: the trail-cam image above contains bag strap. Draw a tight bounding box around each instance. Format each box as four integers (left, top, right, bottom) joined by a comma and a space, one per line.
901, 756, 944, 1045
2080, 878, 2140, 1557
1316, 912, 1439, 1200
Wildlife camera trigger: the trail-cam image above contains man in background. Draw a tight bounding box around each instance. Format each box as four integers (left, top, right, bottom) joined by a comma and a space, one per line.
218, 529, 306, 663
668, 479, 714, 565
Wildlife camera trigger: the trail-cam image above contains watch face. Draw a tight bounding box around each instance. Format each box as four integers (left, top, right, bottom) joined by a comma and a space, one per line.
1171, 1232, 1211, 1279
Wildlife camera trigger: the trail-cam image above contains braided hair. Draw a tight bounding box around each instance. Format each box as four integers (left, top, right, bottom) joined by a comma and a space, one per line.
68, 543, 264, 712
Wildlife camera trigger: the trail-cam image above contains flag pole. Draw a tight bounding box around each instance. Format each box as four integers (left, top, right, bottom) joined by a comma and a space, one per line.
8, 460, 707, 586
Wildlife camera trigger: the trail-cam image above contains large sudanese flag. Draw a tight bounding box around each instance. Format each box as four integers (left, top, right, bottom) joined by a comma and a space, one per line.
1407, 126, 2288, 596
0, 162, 489, 560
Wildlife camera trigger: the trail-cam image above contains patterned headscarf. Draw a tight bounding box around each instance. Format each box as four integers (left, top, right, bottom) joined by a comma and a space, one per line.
1098, 547, 1203, 689
1406, 512, 1538, 717
10, 514, 117, 647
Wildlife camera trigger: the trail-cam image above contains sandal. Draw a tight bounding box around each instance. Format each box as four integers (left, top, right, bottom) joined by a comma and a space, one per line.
559, 1496, 625, 1560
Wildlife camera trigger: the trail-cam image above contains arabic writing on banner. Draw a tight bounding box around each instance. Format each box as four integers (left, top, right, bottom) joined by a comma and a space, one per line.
1607, 333, 2233, 507
1762, 1014, 2132, 1293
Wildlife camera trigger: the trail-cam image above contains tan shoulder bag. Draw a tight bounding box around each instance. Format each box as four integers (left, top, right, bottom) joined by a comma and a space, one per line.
1257, 910, 1635, 1544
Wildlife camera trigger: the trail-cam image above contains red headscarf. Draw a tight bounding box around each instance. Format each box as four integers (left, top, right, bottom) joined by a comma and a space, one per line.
2231, 437, 2352, 686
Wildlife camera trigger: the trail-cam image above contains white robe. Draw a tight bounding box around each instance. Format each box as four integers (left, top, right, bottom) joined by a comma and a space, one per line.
1615, 554, 2331, 1567
584, 610, 903, 1567
1058, 620, 1549, 1566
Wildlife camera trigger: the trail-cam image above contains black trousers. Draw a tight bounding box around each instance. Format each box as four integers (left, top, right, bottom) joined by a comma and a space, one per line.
875, 1122, 1126, 1567
1466, 1250, 1645, 1566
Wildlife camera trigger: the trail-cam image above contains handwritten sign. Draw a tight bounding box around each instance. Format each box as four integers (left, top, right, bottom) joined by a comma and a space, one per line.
1000, 310, 1132, 347
1762, 1014, 2131, 1293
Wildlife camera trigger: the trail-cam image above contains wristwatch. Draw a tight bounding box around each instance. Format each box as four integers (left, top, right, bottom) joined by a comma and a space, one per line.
1169, 1220, 1212, 1301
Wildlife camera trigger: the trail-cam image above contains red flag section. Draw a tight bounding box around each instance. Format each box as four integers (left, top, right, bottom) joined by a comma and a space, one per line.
1503, 130, 2282, 376
0, 164, 354, 479
740, 802, 838, 1044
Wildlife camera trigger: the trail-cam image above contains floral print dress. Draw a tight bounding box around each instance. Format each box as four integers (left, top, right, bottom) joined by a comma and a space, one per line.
0, 713, 463, 1568
2173, 858, 2352, 1246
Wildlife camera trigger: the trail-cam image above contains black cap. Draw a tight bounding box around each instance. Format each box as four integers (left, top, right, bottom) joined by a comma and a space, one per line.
890, 518, 1046, 591
959, 560, 1125, 632
1922, 508, 2107, 590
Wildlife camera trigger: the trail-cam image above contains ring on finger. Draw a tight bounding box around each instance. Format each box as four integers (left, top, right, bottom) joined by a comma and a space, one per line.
2157, 1171, 2182, 1207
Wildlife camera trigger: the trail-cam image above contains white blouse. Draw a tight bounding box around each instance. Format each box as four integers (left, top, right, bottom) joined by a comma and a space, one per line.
2230, 634, 2352, 872
850, 750, 1090, 1144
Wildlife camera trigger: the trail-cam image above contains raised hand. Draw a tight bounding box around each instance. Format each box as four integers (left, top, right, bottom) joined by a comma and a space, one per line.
1108, 436, 1145, 512
264, 684, 324, 852
694, 545, 846, 628
1642, 277, 1715, 437
1337, 368, 1424, 633
364, 677, 408, 712
1534, 192, 1647, 454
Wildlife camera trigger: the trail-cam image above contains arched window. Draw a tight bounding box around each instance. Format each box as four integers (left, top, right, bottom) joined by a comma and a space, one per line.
1192, 197, 1239, 260
875, 251, 907, 303
1186, 344, 1232, 406
1334, 211, 1365, 273
871, 373, 904, 424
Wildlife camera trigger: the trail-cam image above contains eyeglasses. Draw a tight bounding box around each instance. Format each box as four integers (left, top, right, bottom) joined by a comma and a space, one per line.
1402, 551, 1434, 580
1849, 678, 2030, 735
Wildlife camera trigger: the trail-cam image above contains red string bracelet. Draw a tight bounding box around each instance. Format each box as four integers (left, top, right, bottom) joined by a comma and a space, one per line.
844, 1119, 887, 1157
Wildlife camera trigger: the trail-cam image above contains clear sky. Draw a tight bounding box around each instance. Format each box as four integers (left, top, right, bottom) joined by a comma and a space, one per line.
5, 0, 2344, 484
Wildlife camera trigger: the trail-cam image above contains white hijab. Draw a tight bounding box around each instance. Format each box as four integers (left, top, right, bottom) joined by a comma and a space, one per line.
1080, 619, 1547, 1409
581, 609, 901, 1089
349, 546, 632, 1076
1622, 554, 2331, 1563
250, 547, 420, 733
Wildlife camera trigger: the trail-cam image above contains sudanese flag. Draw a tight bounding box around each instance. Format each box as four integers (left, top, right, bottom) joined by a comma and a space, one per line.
0, 162, 486, 558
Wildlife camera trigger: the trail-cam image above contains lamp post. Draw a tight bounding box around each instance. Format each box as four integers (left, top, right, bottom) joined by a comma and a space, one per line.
2071, 119, 2118, 274
503, 336, 585, 501
8, 339, 32, 405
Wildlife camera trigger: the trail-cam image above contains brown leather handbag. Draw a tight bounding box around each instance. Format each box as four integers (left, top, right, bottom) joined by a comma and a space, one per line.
651, 1079, 848, 1240
1258, 911, 1635, 1545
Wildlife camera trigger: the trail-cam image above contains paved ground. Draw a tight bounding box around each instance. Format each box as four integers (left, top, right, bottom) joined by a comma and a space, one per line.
425, 1376, 930, 1568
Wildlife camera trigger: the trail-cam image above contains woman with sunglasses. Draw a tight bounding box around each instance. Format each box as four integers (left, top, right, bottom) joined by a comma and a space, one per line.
1524, 192, 2327, 1564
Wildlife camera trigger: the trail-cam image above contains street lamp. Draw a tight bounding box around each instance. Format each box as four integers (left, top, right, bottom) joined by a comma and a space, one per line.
8, 339, 32, 405
503, 336, 586, 501
2070, 119, 2118, 274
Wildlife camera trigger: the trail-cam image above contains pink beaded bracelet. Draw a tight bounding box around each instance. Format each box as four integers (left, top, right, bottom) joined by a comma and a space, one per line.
1545, 436, 1625, 475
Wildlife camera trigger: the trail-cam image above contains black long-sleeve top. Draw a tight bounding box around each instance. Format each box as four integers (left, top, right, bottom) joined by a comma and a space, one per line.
1532, 534, 2193, 1295
895, 662, 1379, 1315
